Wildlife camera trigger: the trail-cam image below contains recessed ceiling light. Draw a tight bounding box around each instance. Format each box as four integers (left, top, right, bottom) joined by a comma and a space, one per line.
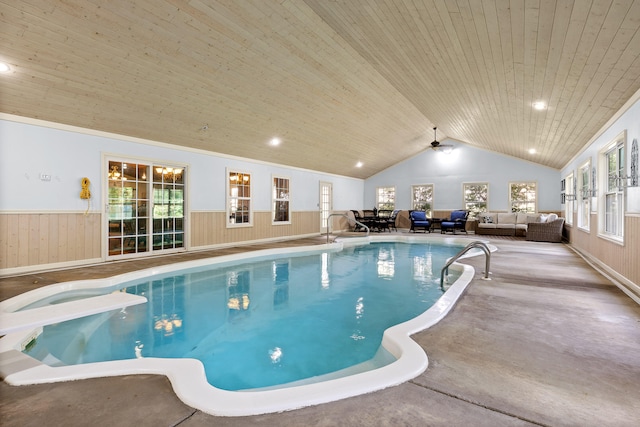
0, 62, 11, 73
532, 101, 546, 110
528, 148, 537, 154
269, 137, 281, 146
356, 161, 363, 168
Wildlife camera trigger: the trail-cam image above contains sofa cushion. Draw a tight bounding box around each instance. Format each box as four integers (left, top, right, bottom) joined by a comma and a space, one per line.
479, 213, 495, 223
495, 223, 516, 229
497, 213, 517, 224
527, 214, 540, 223
477, 223, 497, 229
516, 212, 530, 224
410, 211, 428, 221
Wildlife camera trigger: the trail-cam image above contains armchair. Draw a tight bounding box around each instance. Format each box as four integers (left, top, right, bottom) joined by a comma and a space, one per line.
409, 210, 431, 233
387, 209, 400, 231
440, 210, 468, 234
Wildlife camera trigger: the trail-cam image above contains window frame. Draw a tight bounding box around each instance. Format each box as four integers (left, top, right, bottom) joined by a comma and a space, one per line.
462, 182, 488, 219
411, 184, 434, 217
598, 132, 626, 242
226, 168, 253, 228
564, 172, 575, 225
375, 186, 396, 210
577, 161, 591, 231
272, 175, 291, 225
508, 181, 537, 213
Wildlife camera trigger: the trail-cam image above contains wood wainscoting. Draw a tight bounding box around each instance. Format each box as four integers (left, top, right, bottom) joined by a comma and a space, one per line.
0, 212, 101, 270
570, 214, 640, 301
0, 211, 320, 274
190, 210, 320, 248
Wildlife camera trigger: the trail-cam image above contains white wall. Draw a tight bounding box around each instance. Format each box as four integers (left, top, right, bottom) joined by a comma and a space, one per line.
560, 95, 640, 213
0, 117, 364, 213
365, 142, 560, 212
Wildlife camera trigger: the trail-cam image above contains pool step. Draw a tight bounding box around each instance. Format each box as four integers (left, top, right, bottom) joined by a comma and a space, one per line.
0, 293, 147, 336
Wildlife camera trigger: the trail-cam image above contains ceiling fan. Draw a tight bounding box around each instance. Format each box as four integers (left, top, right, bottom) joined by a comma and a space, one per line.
429, 127, 454, 152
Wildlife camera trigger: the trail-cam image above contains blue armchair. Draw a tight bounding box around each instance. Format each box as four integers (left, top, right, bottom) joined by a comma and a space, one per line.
441, 210, 468, 234
409, 210, 431, 233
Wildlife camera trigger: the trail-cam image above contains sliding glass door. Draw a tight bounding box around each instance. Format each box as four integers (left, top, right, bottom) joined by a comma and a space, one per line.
107, 160, 184, 258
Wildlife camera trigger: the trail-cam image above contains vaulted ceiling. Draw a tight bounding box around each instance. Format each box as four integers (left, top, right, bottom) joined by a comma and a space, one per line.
1, 1, 639, 178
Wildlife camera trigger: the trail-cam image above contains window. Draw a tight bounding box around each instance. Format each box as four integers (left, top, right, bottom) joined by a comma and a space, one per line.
412, 184, 433, 217
272, 176, 290, 223
376, 187, 395, 210
564, 173, 574, 225
578, 162, 590, 230
227, 170, 252, 226
463, 183, 488, 218
509, 182, 537, 213
600, 135, 625, 239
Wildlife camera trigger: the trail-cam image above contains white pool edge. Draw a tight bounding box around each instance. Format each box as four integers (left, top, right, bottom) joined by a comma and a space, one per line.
0, 235, 494, 416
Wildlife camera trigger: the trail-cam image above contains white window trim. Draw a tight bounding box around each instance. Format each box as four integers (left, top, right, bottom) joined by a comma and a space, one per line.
226, 168, 253, 228
272, 174, 291, 225
597, 131, 626, 244
508, 181, 538, 213
411, 183, 434, 215
462, 182, 489, 217
564, 172, 574, 225
376, 186, 396, 210
577, 160, 591, 231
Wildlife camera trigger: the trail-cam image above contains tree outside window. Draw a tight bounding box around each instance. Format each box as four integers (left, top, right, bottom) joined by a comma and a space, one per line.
412, 184, 433, 216
509, 182, 536, 213
463, 183, 488, 218
376, 187, 395, 210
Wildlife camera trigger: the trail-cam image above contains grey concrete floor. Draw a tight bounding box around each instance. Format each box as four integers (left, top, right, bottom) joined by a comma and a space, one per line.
1, 234, 639, 426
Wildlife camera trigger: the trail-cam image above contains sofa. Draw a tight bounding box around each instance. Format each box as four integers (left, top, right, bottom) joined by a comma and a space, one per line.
526, 217, 565, 242
476, 212, 562, 238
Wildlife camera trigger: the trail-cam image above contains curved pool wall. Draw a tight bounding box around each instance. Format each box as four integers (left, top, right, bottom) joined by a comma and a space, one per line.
0, 235, 493, 416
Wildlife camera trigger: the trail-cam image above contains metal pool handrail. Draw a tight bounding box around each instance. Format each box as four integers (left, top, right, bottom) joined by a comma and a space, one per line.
441, 240, 491, 290
326, 213, 370, 243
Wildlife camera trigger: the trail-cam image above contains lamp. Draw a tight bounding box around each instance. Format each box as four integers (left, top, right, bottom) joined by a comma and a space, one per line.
108, 165, 125, 180
155, 166, 182, 182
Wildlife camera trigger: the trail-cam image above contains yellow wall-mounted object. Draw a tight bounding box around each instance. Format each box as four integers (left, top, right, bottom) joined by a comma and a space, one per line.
80, 177, 91, 199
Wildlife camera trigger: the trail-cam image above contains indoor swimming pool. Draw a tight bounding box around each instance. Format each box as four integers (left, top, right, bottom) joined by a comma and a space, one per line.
0, 235, 488, 416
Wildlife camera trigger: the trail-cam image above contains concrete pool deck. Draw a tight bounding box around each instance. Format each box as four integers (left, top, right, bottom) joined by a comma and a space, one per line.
1, 234, 639, 426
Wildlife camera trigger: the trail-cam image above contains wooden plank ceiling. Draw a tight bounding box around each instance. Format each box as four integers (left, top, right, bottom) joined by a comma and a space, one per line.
1, 0, 639, 178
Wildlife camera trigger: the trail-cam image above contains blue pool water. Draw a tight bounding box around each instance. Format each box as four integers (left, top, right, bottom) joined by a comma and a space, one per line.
24, 242, 462, 391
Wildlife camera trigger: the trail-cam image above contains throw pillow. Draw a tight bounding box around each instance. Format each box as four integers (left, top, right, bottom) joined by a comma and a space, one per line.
538, 214, 548, 223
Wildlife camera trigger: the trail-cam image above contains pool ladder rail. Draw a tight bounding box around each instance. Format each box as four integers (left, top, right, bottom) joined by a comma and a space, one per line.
441, 241, 491, 290
325, 213, 370, 243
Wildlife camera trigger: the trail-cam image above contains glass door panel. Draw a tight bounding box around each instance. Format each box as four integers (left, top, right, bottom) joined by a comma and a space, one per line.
107, 160, 150, 256
152, 165, 185, 251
